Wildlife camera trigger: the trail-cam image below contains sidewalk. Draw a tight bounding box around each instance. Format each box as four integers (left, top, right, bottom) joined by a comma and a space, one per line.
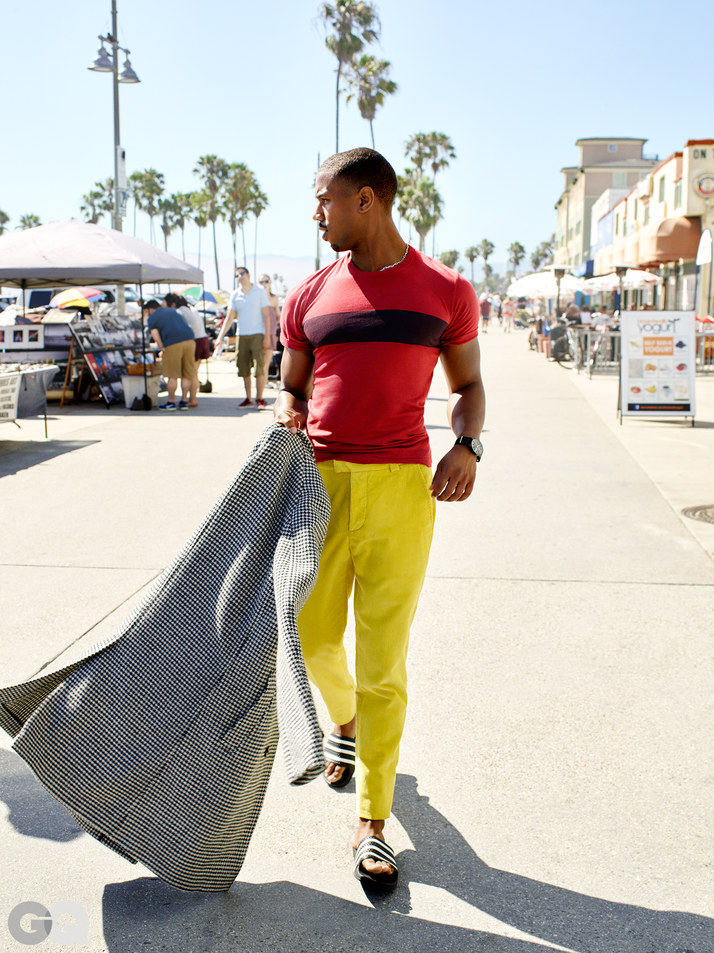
0, 336, 711, 953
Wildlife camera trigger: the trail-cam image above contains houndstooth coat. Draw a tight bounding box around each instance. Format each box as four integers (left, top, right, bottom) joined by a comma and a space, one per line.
0, 424, 330, 892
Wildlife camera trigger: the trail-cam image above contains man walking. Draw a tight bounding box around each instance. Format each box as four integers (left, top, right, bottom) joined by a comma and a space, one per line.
274, 148, 485, 890
214, 267, 271, 408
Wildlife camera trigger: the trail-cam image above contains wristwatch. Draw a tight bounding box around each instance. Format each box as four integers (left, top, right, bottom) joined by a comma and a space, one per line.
454, 435, 483, 461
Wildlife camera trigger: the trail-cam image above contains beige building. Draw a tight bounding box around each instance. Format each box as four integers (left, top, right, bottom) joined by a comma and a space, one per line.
593, 139, 714, 310
554, 138, 659, 274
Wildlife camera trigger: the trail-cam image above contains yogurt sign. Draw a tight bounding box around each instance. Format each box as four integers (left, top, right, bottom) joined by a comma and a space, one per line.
620, 311, 696, 421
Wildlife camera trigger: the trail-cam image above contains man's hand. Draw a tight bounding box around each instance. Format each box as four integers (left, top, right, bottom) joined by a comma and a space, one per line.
274, 408, 307, 434
430, 445, 477, 501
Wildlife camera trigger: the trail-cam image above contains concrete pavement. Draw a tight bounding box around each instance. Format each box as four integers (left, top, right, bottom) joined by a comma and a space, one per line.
0, 333, 712, 952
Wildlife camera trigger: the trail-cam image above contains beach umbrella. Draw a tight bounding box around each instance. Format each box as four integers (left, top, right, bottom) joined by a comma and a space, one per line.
507, 271, 584, 298
584, 270, 659, 292
49, 286, 106, 309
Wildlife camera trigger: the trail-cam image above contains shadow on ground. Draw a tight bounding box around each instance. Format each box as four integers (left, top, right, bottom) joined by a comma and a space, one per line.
2, 751, 710, 952
99, 775, 710, 953
0, 749, 83, 844
0, 439, 100, 477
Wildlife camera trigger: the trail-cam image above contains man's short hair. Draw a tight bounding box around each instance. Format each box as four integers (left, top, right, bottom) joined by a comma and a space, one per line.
144, 299, 160, 311
320, 148, 398, 207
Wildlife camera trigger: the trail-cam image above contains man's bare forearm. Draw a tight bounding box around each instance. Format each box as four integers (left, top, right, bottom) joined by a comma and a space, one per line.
447, 380, 486, 437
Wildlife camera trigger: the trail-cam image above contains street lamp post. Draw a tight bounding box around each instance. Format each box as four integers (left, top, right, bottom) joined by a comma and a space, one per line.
615, 264, 628, 315
553, 266, 566, 318
89, 0, 139, 314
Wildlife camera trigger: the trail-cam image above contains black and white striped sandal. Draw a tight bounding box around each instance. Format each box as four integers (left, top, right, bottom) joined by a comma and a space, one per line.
323, 732, 356, 788
352, 836, 399, 890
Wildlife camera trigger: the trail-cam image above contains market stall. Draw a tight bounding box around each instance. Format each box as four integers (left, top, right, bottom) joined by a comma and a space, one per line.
0, 221, 203, 410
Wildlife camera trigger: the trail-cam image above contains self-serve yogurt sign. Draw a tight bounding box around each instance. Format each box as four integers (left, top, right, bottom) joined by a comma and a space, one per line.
620, 311, 696, 420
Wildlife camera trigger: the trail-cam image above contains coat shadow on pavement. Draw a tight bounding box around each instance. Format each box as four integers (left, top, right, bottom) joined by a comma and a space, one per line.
0, 439, 99, 477
0, 749, 83, 844
100, 774, 712, 953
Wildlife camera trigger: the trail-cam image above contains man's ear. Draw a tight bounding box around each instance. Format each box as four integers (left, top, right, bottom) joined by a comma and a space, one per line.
358, 187, 376, 212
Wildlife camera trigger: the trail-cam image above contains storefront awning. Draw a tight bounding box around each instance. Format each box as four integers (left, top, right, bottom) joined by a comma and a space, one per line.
638, 216, 701, 265
573, 259, 594, 278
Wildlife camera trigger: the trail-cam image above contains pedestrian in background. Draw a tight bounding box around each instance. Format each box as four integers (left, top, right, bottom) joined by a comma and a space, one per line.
164, 293, 209, 408
214, 268, 271, 409
258, 274, 281, 383
143, 299, 195, 411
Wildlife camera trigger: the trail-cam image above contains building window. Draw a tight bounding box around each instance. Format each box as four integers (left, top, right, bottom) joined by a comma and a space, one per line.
659, 177, 665, 202
613, 171, 627, 188
674, 182, 682, 208
633, 199, 638, 221
644, 203, 650, 225
615, 213, 620, 235
575, 220, 581, 235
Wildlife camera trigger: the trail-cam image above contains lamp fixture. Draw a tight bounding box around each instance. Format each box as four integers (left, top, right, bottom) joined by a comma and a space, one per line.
88, 42, 113, 72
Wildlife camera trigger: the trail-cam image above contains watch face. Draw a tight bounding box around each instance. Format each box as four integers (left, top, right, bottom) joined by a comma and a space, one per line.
458, 436, 483, 459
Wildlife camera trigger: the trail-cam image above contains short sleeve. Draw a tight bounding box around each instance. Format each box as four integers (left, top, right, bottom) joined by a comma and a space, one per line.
258, 287, 270, 308
280, 286, 312, 352
229, 290, 241, 311
440, 275, 480, 346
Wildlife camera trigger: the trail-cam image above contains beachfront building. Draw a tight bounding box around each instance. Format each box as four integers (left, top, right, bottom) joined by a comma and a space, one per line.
554, 138, 659, 277
592, 140, 714, 310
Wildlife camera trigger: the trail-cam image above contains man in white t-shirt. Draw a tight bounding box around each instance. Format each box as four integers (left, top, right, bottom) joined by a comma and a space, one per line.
214, 267, 271, 408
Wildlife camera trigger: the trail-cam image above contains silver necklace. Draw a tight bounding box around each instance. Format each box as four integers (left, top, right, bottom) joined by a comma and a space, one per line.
378, 243, 409, 271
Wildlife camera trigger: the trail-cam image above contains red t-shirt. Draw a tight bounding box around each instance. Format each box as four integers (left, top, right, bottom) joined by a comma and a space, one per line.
281, 248, 479, 465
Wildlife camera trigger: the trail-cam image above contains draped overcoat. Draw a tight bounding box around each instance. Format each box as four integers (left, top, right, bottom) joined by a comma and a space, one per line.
0, 424, 330, 892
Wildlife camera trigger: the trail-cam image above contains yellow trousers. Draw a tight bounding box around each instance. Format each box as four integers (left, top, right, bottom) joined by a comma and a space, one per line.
298, 460, 436, 819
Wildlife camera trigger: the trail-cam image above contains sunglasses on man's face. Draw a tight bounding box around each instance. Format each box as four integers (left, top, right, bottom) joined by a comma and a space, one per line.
236, 272, 247, 278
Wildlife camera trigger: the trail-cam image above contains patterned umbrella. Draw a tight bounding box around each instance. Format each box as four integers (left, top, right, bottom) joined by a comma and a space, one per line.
49, 287, 106, 309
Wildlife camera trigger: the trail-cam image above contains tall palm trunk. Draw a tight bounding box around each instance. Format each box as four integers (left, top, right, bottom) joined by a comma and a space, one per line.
369, 119, 375, 149
212, 218, 220, 288
335, 63, 342, 152
253, 217, 258, 280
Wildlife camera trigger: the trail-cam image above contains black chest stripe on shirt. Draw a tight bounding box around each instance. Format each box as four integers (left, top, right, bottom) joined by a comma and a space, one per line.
304, 309, 447, 349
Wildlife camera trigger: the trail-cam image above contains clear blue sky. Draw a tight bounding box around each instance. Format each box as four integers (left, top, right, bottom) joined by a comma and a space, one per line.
1, 0, 708, 287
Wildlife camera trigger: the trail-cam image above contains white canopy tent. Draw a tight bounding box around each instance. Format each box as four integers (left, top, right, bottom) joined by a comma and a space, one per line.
0, 220, 203, 289
507, 269, 584, 299
583, 269, 660, 293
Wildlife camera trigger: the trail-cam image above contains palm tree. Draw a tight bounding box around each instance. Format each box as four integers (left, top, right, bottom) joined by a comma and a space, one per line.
81, 179, 114, 224
81, 189, 103, 224
129, 169, 165, 243
476, 239, 495, 274
17, 214, 41, 229
190, 191, 210, 271
194, 155, 229, 287
0, 209, 9, 235
222, 163, 254, 277
439, 250, 459, 270
464, 246, 479, 283
319, 0, 380, 153
345, 54, 397, 148
530, 234, 555, 272
427, 132, 456, 182
508, 241, 526, 276
171, 192, 194, 260
158, 195, 181, 252
400, 177, 442, 253
404, 133, 430, 176
250, 185, 269, 282
406, 132, 456, 256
